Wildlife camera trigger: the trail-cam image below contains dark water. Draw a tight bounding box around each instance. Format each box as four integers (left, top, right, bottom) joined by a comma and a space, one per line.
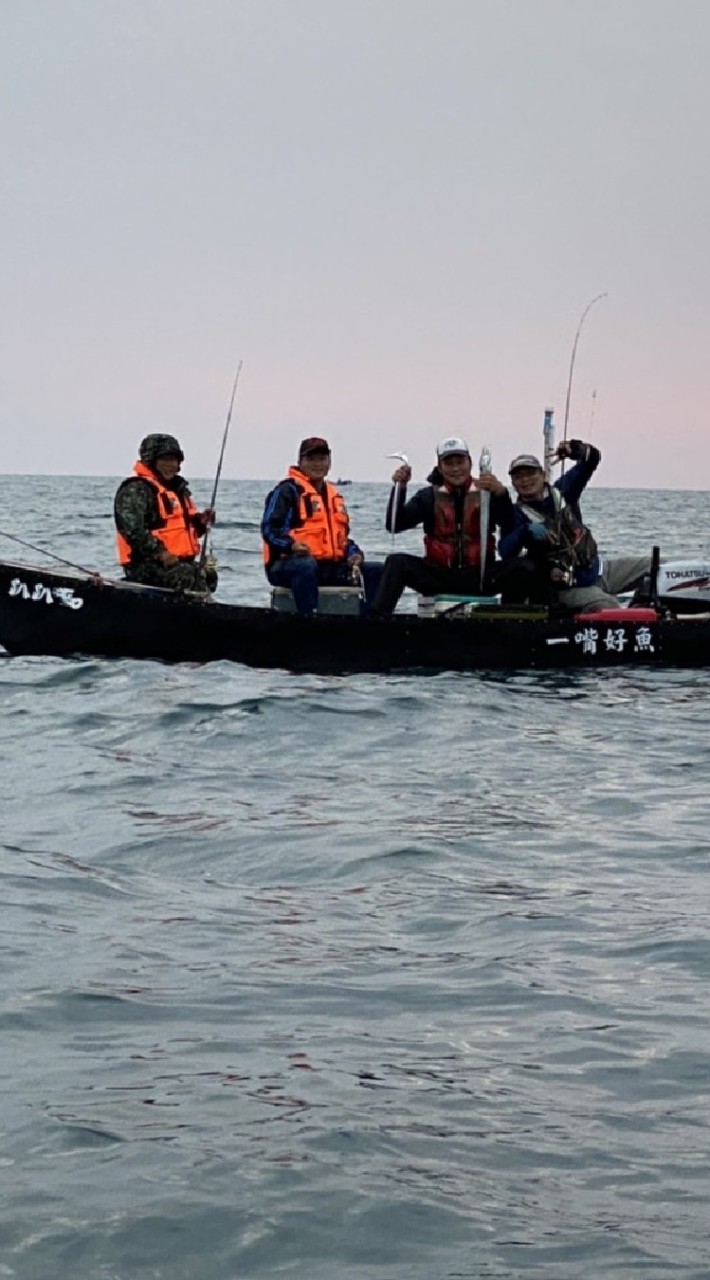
2, 476, 710, 1279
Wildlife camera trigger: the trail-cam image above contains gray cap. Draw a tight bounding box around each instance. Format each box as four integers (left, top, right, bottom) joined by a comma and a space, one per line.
509, 454, 543, 474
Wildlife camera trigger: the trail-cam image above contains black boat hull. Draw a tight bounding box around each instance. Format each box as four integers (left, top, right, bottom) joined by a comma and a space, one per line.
1, 559, 709, 674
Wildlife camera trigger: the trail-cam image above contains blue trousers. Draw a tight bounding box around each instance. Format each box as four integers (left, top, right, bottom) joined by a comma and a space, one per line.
267, 556, 383, 615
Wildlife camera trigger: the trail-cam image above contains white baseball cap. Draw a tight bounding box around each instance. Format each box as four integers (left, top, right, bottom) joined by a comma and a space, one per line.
436, 437, 470, 459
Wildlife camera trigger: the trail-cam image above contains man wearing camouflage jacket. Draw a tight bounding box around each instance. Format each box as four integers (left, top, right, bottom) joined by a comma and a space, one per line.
114, 434, 216, 593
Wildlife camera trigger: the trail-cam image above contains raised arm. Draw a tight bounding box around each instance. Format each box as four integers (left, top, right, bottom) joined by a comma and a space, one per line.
556, 440, 601, 505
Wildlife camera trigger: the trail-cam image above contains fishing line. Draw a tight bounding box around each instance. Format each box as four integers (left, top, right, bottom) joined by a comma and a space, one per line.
0, 529, 101, 578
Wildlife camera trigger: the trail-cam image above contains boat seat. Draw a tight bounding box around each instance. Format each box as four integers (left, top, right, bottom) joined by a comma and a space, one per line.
418, 593, 501, 617
270, 586, 362, 616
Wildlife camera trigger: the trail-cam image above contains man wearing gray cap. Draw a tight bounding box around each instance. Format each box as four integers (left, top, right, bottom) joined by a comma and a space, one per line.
369, 436, 522, 616
499, 440, 650, 610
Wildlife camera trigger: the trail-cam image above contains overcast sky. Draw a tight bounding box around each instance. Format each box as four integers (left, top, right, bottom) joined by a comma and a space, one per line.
2, 0, 708, 487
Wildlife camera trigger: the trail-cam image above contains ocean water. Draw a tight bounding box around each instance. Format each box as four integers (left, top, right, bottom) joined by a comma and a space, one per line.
2, 474, 710, 1280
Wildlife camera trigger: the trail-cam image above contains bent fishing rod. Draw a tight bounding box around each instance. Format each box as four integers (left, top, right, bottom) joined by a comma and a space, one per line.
560, 292, 607, 473
198, 359, 243, 570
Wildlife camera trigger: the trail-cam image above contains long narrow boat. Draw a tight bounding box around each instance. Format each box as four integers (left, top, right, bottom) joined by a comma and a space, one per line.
1, 557, 709, 674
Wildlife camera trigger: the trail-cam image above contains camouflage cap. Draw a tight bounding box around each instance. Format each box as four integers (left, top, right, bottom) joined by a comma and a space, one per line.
139, 433, 184, 465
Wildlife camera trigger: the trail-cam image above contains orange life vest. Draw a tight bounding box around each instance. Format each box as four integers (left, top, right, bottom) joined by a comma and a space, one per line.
423, 484, 494, 570
262, 468, 350, 563
116, 461, 201, 566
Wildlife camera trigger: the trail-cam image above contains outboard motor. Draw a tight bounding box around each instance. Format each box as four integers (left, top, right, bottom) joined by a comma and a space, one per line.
656, 560, 710, 611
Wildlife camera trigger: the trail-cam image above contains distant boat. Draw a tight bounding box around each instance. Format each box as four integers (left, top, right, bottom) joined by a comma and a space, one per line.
336, 477, 352, 486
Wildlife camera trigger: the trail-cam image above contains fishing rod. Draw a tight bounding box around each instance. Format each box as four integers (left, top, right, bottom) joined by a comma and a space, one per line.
198, 359, 243, 570
0, 529, 103, 578
560, 293, 607, 473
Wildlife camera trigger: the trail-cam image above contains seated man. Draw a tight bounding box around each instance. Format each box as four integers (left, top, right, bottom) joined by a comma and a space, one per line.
369, 437, 524, 616
115, 433, 216, 594
261, 437, 382, 614
499, 440, 650, 611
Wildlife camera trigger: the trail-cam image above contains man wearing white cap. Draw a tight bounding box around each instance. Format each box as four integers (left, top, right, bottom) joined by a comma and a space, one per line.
369, 437, 522, 616
499, 440, 650, 610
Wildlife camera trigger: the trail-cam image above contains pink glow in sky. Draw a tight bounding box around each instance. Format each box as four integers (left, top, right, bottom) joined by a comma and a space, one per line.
1, 0, 708, 489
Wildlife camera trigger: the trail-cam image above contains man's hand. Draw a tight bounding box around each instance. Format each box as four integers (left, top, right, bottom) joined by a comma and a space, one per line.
199, 507, 216, 526
474, 472, 507, 496
392, 465, 412, 484
291, 540, 311, 556
348, 552, 364, 567
555, 440, 586, 462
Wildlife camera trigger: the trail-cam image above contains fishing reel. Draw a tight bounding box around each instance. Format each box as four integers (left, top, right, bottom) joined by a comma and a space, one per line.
544, 530, 575, 587
203, 552, 219, 592
549, 561, 574, 587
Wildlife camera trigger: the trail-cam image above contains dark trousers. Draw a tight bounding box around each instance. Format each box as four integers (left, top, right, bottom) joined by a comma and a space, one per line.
267, 556, 383, 615
369, 553, 538, 616
496, 556, 549, 604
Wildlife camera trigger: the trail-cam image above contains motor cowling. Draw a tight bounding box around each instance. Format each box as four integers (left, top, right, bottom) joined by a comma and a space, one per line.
656, 561, 710, 602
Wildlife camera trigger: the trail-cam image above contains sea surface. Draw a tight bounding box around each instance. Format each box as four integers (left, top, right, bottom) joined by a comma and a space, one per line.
2, 474, 710, 1280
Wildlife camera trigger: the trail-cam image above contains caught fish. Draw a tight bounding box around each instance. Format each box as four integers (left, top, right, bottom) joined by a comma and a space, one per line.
386, 451, 410, 548
478, 446, 492, 592
543, 408, 555, 482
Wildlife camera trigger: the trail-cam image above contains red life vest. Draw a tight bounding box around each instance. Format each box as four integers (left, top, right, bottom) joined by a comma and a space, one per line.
423, 483, 494, 569
116, 461, 201, 566
261, 468, 350, 563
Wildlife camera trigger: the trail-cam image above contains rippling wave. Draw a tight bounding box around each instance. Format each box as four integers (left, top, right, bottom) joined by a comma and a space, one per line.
2, 477, 710, 1278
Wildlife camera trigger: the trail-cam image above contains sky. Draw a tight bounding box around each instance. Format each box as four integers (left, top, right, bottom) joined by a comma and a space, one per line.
1, 0, 708, 488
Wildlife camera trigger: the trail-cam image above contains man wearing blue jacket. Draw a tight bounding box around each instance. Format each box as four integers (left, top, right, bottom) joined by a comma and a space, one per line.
261, 437, 382, 614
499, 440, 650, 611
